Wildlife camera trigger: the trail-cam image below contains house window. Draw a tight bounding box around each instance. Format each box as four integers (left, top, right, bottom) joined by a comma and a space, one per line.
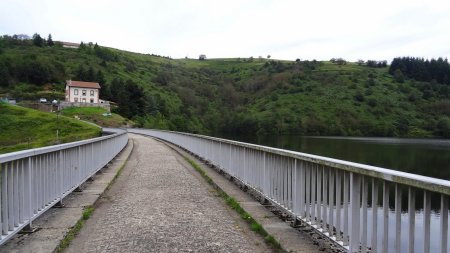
82, 98, 86, 103
82, 90, 86, 96
90, 99, 94, 103
90, 90, 94, 96
74, 97, 78, 102
74, 89, 78, 95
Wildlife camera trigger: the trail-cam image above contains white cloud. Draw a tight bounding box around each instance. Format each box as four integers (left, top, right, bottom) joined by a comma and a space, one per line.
0, 0, 449, 61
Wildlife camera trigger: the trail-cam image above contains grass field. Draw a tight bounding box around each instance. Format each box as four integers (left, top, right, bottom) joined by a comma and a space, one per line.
61, 107, 131, 128
0, 103, 101, 154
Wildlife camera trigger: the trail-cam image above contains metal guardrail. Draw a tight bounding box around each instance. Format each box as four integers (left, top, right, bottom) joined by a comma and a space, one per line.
0, 128, 128, 245
130, 129, 450, 253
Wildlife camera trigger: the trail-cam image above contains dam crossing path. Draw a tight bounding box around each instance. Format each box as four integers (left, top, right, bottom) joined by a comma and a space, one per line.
66, 134, 274, 253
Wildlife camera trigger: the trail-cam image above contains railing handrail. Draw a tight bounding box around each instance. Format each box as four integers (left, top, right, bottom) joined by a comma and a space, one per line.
0, 127, 128, 246
0, 128, 126, 163
130, 128, 450, 253
134, 129, 450, 195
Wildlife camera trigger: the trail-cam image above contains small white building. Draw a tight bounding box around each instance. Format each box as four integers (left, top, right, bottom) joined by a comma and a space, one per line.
65, 80, 101, 103
61, 42, 80, 49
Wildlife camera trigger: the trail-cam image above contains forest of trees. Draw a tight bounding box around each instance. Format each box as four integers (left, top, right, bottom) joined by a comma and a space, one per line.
1, 33, 449, 138
389, 57, 450, 84
0, 34, 61, 86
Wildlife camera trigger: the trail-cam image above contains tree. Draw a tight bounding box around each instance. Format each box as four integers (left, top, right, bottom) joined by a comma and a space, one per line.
436, 118, 450, 137
75, 64, 87, 80
393, 69, 405, 83
0, 61, 10, 87
19, 58, 52, 85
32, 33, 44, 47
335, 58, 347, 65
389, 57, 450, 85
86, 66, 96, 81
47, 34, 54, 46
97, 70, 105, 85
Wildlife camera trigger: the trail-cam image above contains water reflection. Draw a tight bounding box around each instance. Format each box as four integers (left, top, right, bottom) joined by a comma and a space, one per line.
359, 207, 446, 253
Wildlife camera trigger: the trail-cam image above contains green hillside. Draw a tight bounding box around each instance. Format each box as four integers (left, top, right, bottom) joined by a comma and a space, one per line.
61, 107, 131, 128
0, 103, 101, 154
0, 35, 449, 138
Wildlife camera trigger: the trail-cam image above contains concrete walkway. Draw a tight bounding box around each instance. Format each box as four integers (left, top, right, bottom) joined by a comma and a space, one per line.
67, 134, 270, 253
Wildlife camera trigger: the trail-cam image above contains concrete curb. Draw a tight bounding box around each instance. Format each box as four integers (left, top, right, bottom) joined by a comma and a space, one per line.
0, 137, 134, 253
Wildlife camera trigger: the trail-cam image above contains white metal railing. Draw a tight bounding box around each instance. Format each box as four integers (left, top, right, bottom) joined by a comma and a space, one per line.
130, 129, 450, 253
0, 128, 128, 245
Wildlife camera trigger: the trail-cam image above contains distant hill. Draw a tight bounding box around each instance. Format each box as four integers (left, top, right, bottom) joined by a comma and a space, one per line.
0, 103, 101, 154
0, 35, 449, 138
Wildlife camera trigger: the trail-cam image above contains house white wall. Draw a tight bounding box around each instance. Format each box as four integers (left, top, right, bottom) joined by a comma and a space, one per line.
66, 86, 99, 103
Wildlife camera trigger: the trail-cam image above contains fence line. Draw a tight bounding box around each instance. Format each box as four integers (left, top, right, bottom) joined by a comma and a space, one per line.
130, 129, 450, 253
0, 128, 128, 245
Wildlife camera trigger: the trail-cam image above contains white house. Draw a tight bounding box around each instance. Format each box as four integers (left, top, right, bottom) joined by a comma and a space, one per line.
65, 80, 101, 103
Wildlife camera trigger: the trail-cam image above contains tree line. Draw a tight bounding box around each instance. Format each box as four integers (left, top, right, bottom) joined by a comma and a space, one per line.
389, 57, 450, 85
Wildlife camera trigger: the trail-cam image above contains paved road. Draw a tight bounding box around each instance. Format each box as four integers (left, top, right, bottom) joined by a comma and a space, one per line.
67, 134, 271, 253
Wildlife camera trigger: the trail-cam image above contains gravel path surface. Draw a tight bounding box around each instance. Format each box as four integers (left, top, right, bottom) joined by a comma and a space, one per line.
67, 134, 270, 253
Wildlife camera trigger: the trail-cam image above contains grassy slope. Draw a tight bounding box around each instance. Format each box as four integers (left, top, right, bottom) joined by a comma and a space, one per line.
0, 103, 101, 154
245, 63, 427, 136
0, 43, 449, 137
61, 107, 130, 128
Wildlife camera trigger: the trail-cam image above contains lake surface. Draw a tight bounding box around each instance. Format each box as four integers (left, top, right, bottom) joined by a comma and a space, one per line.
218, 135, 450, 180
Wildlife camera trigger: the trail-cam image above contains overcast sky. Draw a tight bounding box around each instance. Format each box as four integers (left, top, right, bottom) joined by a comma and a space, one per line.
1, 0, 449, 61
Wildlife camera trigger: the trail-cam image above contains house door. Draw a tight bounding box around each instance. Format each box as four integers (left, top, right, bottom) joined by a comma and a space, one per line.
82, 98, 86, 103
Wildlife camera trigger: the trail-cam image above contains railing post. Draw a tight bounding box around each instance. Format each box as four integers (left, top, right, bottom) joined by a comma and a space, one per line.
372, 178, 379, 252
343, 171, 349, 246
263, 152, 267, 195
335, 170, 342, 241
1, 163, 7, 235
28, 157, 33, 226
293, 159, 298, 216
423, 191, 431, 253
361, 176, 368, 252
349, 172, 361, 253
382, 182, 389, 253
328, 169, 334, 236
56, 150, 64, 207
441, 194, 448, 253
395, 184, 402, 253
305, 162, 311, 222
407, 187, 415, 253
299, 160, 305, 219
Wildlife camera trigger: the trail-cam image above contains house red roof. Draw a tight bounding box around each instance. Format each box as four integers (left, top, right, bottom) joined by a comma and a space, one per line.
66, 80, 101, 89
